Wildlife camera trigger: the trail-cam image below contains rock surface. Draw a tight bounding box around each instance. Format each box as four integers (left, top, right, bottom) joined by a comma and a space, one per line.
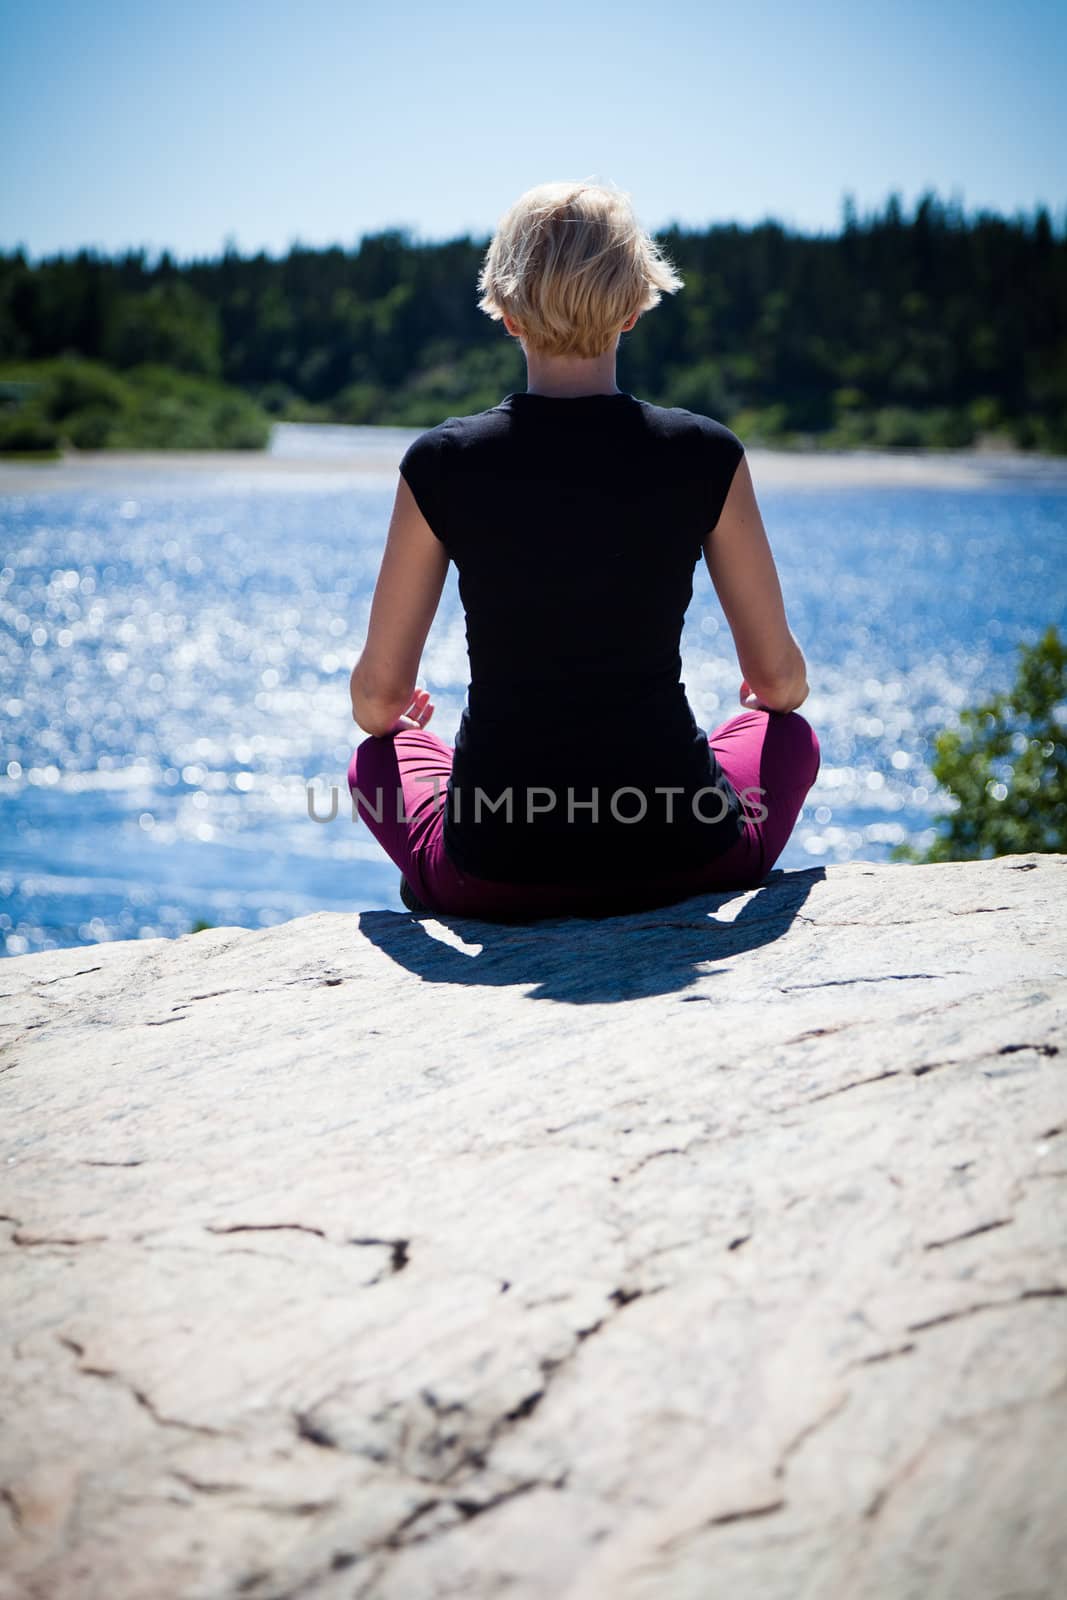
1, 854, 1065, 1600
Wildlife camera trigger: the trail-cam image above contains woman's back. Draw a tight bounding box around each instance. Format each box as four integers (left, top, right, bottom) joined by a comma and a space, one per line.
399, 390, 747, 884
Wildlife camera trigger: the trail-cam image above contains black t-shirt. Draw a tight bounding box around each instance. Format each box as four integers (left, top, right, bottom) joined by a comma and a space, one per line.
398, 390, 747, 884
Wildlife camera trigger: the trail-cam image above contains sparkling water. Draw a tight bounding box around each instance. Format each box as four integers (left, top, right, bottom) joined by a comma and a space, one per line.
2, 430, 1065, 957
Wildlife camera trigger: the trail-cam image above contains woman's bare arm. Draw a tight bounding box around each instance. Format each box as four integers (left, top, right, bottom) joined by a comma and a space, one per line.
701, 454, 809, 713
350, 474, 450, 735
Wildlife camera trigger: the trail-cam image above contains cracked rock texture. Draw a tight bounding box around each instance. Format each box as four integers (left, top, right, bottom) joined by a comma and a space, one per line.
1, 853, 1065, 1600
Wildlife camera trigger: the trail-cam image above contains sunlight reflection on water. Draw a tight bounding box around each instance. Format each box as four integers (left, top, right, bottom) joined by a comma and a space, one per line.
1, 448, 1065, 955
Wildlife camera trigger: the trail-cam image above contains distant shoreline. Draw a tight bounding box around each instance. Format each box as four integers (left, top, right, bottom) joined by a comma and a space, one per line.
3, 434, 1067, 496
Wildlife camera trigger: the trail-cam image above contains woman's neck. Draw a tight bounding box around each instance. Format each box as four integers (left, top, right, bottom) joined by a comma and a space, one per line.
522, 345, 621, 398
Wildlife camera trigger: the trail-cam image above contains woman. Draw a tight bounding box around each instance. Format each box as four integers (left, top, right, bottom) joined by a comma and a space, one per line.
348, 179, 819, 921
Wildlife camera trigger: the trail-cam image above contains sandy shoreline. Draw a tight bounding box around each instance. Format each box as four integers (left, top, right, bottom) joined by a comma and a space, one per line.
2, 440, 1066, 495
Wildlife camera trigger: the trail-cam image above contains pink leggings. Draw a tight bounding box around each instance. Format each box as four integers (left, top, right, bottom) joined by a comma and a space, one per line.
348, 708, 820, 920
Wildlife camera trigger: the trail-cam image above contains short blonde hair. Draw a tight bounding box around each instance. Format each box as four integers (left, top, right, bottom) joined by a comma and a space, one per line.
477, 178, 684, 360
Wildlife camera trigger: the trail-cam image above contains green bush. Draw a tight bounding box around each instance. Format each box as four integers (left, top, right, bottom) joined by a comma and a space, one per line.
1010, 411, 1067, 454
968, 395, 1003, 433
333, 380, 389, 424
0, 409, 61, 454
253, 380, 300, 416
65, 409, 117, 449
893, 625, 1067, 861
275, 394, 334, 423
820, 409, 878, 450
40, 359, 131, 423
727, 403, 792, 445
661, 359, 736, 419
871, 406, 928, 448
924, 407, 977, 448
0, 357, 271, 451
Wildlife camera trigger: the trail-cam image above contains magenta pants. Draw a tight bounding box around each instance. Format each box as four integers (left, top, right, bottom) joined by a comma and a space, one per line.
348, 708, 820, 920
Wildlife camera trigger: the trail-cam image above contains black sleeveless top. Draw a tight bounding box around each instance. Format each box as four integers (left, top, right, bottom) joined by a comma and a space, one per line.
398, 390, 747, 885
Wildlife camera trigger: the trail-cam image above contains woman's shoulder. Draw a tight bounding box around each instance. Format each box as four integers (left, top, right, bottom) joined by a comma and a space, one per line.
399, 404, 510, 466
398, 406, 517, 508
633, 398, 745, 455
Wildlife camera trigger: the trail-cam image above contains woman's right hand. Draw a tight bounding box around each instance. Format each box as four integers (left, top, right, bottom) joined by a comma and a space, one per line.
739, 678, 771, 711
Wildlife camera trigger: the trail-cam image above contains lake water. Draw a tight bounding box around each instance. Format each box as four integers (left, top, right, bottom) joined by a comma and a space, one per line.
2, 425, 1065, 959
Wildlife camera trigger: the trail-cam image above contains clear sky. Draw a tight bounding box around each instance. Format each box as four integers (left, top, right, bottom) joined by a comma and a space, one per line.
2, 0, 1064, 261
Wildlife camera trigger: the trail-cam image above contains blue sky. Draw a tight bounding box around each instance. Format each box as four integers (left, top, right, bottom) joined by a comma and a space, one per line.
2, 0, 1064, 261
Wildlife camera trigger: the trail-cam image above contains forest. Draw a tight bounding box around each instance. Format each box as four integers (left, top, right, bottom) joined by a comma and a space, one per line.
1, 189, 1064, 454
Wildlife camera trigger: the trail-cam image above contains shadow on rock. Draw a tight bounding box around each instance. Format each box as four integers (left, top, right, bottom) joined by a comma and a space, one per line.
355, 866, 826, 1004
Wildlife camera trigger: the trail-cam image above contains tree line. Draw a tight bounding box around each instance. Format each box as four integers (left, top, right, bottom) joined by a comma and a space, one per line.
1, 188, 1064, 452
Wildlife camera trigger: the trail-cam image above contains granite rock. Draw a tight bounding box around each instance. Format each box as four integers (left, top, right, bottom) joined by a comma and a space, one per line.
0, 854, 1064, 1599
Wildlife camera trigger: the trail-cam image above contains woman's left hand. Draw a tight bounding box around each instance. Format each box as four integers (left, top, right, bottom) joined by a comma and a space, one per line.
388, 687, 435, 733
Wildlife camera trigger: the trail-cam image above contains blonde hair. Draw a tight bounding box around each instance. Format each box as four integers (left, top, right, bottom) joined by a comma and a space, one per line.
477, 178, 684, 360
